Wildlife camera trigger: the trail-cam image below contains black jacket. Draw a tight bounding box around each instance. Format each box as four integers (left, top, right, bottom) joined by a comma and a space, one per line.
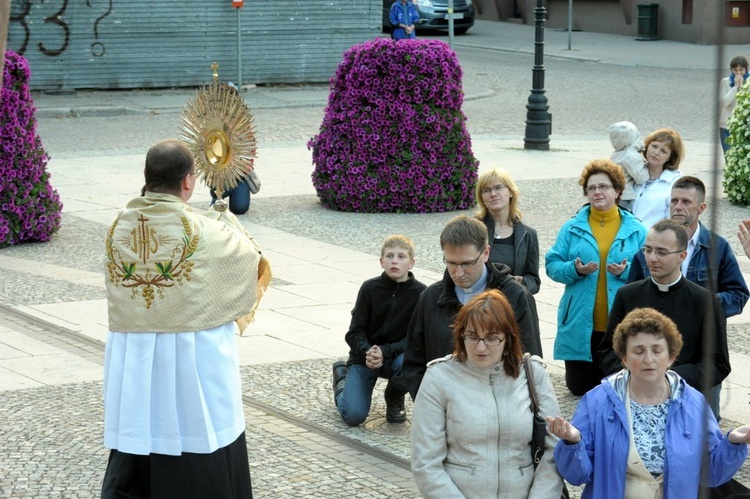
481, 214, 541, 294
345, 271, 426, 365
401, 262, 542, 400
599, 277, 730, 389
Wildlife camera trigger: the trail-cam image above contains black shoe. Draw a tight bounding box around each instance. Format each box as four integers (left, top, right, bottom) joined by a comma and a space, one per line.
332, 361, 347, 406
385, 393, 406, 423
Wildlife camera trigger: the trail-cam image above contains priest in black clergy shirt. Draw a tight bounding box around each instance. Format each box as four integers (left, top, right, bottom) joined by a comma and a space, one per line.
598, 218, 730, 419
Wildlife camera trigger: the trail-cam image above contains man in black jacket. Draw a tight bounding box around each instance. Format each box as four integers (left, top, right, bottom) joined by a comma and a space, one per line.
401, 216, 542, 400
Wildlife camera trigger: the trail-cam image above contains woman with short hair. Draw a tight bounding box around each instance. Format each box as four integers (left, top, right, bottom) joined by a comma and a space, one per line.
548, 307, 750, 498
720, 55, 748, 157
546, 159, 646, 395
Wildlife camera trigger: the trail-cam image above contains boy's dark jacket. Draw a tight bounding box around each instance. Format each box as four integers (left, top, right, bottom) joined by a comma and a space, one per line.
345, 271, 426, 365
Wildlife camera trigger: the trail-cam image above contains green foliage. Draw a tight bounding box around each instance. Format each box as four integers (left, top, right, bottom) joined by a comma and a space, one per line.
724, 85, 750, 205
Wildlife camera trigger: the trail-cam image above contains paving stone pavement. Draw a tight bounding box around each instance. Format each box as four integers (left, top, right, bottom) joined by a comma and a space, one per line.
4, 18, 750, 498
2, 309, 749, 497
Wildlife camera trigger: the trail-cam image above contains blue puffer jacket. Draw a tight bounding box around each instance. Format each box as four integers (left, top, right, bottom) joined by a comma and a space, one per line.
554, 370, 748, 498
545, 205, 646, 361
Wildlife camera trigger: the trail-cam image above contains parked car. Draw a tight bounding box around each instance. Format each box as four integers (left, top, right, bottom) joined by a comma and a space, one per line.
383, 0, 475, 35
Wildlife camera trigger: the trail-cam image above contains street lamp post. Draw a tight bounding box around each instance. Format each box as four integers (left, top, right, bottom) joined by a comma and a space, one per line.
523, 0, 552, 150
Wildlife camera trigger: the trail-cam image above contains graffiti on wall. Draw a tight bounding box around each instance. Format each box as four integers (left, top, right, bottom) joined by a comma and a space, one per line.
10, 0, 113, 57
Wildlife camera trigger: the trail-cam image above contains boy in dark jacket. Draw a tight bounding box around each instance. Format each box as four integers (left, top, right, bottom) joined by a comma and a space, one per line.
332, 235, 426, 425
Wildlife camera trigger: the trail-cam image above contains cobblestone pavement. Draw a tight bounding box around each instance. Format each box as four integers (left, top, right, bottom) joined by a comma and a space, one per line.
4, 22, 750, 497
2, 309, 748, 497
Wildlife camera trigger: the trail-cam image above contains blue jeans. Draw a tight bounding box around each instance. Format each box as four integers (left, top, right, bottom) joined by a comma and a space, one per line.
210, 179, 250, 215
335, 353, 404, 426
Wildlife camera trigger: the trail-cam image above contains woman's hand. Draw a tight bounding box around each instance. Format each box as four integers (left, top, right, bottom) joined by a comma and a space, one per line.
738, 220, 750, 260
575, 257, 598, 275
728, 425, 750, 444
546, 415, 582, 444
606, 258, 628, 277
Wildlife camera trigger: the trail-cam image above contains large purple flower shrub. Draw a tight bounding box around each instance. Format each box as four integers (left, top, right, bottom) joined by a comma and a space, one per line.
0, 51, 62, 248
308, 38, 478, 213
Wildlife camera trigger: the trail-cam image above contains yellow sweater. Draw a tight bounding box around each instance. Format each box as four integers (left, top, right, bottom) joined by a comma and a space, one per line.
589, 205, 621, 331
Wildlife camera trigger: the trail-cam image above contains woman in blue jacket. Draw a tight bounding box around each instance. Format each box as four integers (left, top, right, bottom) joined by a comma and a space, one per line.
546, 159, 646, 395
547, 308, 750, 498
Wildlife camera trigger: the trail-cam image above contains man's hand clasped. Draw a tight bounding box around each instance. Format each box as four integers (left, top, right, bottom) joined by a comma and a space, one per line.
366, 345, 383, 370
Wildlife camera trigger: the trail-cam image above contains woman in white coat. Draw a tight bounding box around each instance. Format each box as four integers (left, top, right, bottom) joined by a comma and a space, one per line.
410, 289, 564, 498
719, 55, 748, 158
631, 128, 684, 229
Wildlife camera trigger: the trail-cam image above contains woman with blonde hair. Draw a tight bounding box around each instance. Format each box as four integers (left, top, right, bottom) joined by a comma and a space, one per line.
475, 169, 540, 294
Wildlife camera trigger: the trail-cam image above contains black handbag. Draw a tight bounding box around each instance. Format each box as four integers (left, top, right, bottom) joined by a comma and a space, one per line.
524, 353, 570, 498
524, 353, 548, 469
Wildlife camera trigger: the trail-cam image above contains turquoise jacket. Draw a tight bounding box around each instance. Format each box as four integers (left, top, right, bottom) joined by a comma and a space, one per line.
545, 205, 646, 361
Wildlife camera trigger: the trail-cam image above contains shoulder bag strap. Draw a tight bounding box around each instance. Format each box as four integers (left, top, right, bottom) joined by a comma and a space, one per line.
524, 352, 540, 414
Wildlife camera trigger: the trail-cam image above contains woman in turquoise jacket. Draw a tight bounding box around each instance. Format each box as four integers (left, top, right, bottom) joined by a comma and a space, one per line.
546, 159, 646, 395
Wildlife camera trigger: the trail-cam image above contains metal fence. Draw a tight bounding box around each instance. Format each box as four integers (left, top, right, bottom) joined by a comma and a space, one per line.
7, 0, 381, 90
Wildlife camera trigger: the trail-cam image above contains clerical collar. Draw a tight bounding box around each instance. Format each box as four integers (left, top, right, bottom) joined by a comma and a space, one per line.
455, 265, 489, 304
651, 274, 682, 292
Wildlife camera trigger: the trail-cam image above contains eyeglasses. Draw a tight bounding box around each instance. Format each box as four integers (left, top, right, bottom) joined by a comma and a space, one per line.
443, 253, 483, 271
586, 184, 613, 194
641, 246, 685, 258
481, 184, 507, 196
462, 333, 506, 346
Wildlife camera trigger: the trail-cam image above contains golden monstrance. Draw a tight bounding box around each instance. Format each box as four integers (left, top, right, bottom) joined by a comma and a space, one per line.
179, 63, 257, 212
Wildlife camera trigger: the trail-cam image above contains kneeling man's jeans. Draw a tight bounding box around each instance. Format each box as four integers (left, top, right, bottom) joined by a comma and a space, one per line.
336, 353, 404, 426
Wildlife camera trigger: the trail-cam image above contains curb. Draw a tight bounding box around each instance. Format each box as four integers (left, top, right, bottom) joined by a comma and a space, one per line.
34, 91, 494, 118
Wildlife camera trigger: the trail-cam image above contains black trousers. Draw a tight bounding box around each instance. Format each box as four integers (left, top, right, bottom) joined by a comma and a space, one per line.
564, 331, 606, 396
102, 431, 252, 499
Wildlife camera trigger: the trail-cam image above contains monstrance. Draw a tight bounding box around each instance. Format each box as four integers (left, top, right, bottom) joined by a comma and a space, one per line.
179, 62, 257, 211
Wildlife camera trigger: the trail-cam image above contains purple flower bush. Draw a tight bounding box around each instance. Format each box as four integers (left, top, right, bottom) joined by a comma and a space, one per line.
0, 51, 62, 248
308, 38, 478, 213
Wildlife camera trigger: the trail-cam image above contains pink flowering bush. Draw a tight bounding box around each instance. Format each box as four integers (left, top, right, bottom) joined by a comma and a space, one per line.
308, 38, 478, 213
0, 51, 62, 248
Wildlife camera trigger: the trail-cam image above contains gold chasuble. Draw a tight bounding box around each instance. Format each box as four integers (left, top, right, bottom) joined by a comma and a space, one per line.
105, 192, 269, 334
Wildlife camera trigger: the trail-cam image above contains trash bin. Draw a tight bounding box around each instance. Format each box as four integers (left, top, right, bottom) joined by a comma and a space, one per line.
637, 3, 659, 41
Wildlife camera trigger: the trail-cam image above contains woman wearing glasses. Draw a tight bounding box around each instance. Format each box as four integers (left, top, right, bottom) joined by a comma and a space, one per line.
411, 289, 565, 498
631, 128, 684, 229
546, 159, 646, 396
475, 169, 541, 295
548, 307, 750, 498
